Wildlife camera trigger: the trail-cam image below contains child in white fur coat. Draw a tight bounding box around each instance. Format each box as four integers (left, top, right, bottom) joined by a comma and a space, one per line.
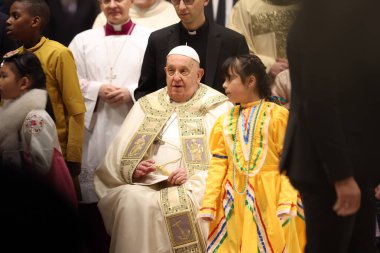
0, 51, 77, 206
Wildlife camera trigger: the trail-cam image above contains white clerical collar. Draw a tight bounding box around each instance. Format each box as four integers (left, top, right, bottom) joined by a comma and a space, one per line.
107, 18, 131, 32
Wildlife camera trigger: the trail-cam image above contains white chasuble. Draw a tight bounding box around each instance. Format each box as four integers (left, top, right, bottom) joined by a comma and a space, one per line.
95, 85, 232, 253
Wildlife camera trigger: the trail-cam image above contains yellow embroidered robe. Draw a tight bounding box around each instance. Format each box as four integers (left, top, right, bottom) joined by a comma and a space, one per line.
199, 100, 306, 253
20, 37, 85, 163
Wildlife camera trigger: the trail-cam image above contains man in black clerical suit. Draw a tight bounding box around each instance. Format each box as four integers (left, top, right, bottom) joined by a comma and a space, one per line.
281, 0, 380, 252
134, 0, 248, 100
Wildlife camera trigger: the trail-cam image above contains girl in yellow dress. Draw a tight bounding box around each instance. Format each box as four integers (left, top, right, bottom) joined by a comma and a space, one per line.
199, 54, 305, 253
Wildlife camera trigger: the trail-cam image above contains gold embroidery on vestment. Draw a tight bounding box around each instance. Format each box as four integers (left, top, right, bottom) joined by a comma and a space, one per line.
250, 9, 297, 58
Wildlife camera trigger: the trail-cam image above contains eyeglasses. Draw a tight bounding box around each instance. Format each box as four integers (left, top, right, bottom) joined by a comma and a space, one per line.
171, 0, 195, 6
99, 0, 126, 5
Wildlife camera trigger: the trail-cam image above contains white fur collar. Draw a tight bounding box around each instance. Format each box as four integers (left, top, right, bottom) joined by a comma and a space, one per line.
0, 89, 47, 151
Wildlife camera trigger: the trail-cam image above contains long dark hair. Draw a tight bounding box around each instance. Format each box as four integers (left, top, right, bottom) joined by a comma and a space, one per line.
222, 54, 271, 100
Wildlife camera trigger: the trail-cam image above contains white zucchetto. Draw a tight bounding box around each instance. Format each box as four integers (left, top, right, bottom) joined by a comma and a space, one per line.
167, 45, 200, 63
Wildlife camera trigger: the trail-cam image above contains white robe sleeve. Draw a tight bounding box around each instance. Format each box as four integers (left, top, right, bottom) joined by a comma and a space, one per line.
69, 34, 103, 131
21, 110, 58, 175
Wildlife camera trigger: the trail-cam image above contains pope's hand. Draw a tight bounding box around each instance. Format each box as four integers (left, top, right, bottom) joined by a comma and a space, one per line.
168, 167, 187, 186
133, 159, 156, 180
333, 176, 361, 216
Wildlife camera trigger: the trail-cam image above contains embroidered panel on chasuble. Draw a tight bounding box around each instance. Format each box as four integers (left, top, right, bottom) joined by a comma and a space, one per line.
250, 6, 298, 58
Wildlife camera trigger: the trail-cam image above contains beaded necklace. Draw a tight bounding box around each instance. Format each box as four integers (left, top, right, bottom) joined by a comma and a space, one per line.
241, 106, 256, 144
231, 100, 263, 195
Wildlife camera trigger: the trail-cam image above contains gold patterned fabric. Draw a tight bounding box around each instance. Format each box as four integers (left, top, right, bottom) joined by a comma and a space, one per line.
228, 0, 299, 70
95, 84, 231, 253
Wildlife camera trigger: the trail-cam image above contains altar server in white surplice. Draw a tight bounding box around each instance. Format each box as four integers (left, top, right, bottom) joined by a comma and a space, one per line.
95, 45, 232, 253
69, 0, 151, 203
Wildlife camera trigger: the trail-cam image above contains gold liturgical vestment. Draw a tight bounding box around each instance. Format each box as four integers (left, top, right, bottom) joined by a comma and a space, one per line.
228, 0, 299, 70
95, 84, 231, 253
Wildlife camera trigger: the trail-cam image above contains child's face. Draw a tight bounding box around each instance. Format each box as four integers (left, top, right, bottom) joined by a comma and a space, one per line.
6, 2, 35, 41
222, 69, 255, 104
0, 63, 24, 100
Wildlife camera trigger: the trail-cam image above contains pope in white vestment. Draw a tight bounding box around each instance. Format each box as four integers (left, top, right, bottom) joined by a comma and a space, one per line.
95, 46, 232, 253
69, 20, 151, 202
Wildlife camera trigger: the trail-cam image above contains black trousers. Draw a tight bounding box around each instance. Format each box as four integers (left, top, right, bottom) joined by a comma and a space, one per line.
296, 184, 378, 253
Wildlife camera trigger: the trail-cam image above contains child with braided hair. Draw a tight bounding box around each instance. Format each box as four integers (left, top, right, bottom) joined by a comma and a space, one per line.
199, 54, 305, 253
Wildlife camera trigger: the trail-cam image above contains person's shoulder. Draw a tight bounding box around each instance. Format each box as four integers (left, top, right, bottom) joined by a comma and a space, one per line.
211, 22, 246, 40
203, 84, 227, 99
24, 108, 55, 134
137, 88, 163, 106
219, 104, 238, 120
266, 101, 289, 118
69, 28, 100, 48
40, 38, 77, 62
26, 108, 53, 122
42, 38, 72, 55
133, 25, 153, 38
201, 84, 231, 109
149, 22, 179, 39
74, 27, 104, 40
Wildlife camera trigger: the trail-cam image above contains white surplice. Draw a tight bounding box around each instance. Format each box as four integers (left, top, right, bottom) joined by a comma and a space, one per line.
69, 25, 151, 202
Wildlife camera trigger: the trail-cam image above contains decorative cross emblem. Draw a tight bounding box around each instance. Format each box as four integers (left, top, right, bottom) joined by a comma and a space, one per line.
106, 67, 117, 83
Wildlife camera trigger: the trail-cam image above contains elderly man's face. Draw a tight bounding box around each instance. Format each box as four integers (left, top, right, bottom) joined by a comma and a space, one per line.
100, 0, 132, 25
165, 54, 204, 103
